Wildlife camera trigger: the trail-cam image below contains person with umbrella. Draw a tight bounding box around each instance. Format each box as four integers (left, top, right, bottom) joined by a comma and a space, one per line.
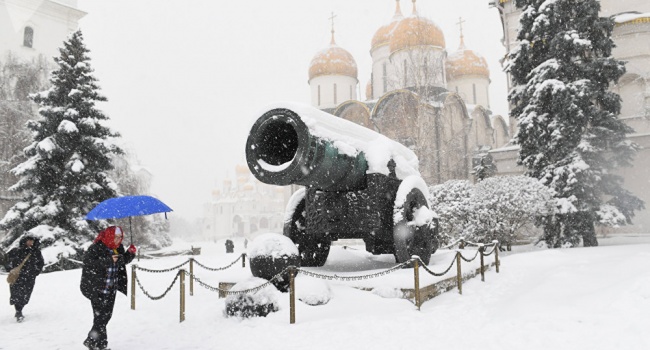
80, 226, 136, 350
6, 235, 44, 322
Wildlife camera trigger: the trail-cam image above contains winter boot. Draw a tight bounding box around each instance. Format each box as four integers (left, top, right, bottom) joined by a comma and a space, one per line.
15, 311, 24, 322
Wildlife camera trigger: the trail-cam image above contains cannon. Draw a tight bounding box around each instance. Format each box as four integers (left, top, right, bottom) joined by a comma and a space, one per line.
245, 102, 439, 266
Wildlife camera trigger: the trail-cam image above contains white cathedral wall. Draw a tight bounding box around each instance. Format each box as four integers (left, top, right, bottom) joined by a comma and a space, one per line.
601, 0, 650, 16
371, 45, 391, 98
310, 75, 358, 109
0, 0, 85, 62
389, 48, 446, 91
447, 76, 490, 109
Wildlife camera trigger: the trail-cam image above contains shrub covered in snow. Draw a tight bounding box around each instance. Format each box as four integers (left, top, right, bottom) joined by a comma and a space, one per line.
248, 233, 299, 292
295, 275, 331, 306
224, 277, 280, 318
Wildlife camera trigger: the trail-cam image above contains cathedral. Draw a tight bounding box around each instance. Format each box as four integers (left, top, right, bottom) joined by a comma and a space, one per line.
309, 0, 509, 186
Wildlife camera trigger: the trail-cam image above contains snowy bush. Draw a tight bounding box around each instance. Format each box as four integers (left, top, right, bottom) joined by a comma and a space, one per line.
224, 277, 280, 318
430, 176, 554, 249
248, 233, 299, 292
465, 176, 554, 249
429, 180, 474, 245
296, 275, 331, 306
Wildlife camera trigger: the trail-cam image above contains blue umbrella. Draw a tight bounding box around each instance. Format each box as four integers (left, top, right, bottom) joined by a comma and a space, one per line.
86, 195, 173, 244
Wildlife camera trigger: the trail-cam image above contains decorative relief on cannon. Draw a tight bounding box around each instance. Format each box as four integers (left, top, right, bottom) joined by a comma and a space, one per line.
245, 102, 439, 267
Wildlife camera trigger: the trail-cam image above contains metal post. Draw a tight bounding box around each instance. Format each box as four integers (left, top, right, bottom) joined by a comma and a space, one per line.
478, 246, 485, 282
494, 241, 500, 273
242, 253, 246, 268
180, 270, 185, 323
289, 266, 296, 324
413, 258, 420, 310
189, 258, 194, 296
131, 265, 136, 310
456, 252, 462, 295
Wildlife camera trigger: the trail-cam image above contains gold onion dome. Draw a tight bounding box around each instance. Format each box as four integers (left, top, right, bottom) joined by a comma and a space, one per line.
446, 38, 489, 80
371, 0, 404, 51
389, 0, 445, 53
308, 30, 358, 80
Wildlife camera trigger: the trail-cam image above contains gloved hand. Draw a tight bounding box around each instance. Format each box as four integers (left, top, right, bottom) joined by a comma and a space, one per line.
127, 244, 137, 254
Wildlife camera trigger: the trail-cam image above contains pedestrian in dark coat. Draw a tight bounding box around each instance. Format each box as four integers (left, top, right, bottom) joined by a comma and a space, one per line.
80, 226, 136, 350
7, 235, 44, 322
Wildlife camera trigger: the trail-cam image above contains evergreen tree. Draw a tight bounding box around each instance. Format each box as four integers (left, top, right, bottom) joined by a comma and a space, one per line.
0, 31, 123, 262
508, 0, 643, 247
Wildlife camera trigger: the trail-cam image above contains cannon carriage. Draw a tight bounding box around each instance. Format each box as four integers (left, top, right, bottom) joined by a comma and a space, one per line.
245, 103, 439, 266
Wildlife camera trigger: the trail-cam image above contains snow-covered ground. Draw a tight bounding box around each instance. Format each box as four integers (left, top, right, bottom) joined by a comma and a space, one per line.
2, 235, 649, 350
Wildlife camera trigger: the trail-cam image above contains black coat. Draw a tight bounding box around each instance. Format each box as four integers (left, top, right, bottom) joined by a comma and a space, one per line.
80, 242, 135, 299
7, 237, 44, 306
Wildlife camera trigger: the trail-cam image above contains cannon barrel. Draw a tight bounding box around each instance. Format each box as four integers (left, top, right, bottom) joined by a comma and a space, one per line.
245, 103, 420, 191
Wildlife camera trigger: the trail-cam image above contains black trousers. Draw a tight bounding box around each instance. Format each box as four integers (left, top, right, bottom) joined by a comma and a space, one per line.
86, 291, 117, 348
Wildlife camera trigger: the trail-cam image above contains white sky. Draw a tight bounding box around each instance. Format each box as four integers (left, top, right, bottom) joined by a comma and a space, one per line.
76, 0, 509, 221
2, 236, 650, 349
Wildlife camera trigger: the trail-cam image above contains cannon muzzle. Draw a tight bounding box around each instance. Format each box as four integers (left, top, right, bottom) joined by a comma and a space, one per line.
245, 107, 368, 191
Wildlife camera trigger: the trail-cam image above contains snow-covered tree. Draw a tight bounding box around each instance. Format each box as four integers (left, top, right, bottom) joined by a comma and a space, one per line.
0, 31, 123, 263
508, 0, 643, 247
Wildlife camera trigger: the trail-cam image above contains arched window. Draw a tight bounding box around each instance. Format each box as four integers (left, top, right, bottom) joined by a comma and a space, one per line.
23, 27, 34, 48
318, 85, 321, 106
382, 63, 388, 93
333, 83, 337, 105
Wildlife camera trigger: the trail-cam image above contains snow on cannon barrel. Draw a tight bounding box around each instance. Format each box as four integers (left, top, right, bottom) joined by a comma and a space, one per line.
245, 102, 439, 267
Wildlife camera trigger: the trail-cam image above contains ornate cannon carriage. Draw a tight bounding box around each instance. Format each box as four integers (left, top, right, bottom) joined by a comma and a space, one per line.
245, 103, 439, 266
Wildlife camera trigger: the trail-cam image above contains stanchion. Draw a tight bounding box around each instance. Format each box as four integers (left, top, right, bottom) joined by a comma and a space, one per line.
131, 265, 136, 310
413, 258, 420, 310
242, 253, 246, 268
180, 270, 185, 323
456, 252, 462, 295
289, 266, 296, 324
478, 246, 485, 282
189, 258, 194, 296
493, 240, 500, 273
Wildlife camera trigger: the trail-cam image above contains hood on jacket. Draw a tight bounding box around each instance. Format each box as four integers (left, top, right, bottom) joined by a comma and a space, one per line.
94, 226, 124, 250
19, 235, 40, 250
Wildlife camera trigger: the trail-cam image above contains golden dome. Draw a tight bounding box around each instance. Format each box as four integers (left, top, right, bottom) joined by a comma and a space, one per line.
242, 183, 254, 191
371, 1, 404, 51
389, 1, 445, 53
308, 41, 358, 81
446, 42, 489, 80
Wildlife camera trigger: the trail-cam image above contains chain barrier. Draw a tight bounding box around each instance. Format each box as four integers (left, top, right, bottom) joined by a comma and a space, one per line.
193, 254, 242, 271
458, 249, 480, 262
134, 260, 189, 273
296, 261, 411, 281
135, 270, 181, 300
440, 238, 465, 249
186, 268, 287, 296
417, 256, 456, 277
482, 244, 498, 256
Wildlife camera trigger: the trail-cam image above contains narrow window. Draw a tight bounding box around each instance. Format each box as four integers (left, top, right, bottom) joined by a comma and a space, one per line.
486, 86, 490, 108
23, 27, 34, 48
382, 63, 387, 93
350, 85, 353, 99
455, 86, 459, 93
333, 84, 337, 105
472, 84, 477, 104
404, 59, 408, 86
318, 85, 321, 106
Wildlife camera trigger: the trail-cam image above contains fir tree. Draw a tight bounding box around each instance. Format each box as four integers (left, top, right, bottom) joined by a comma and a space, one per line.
0, 31, 123, 262
508, 0, 643, 247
